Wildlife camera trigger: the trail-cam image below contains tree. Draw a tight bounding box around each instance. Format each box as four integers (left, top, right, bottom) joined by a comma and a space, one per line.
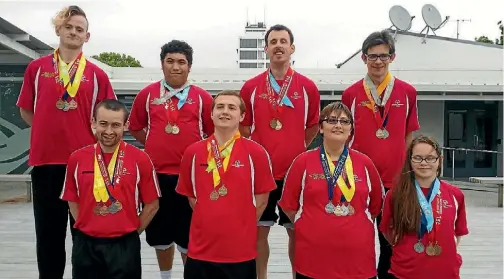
475, 35, 494, 44
91, 52, 142, 67
497, 20, 503, 45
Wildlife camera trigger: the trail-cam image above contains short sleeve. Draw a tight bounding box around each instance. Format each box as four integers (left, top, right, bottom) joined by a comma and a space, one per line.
16, 61, 38, 111
250, 143, 276, 195
60, 152, 80, 202
305, 79, 321, 128
406, 88, 420, 134
239, 81, 254, 127
200, 90, 214, 138
96, 69, 117, 102
379, 190, 394, 235
128, 89, 149, 131
137, 151, 161, 204
278, 153, 306, 212
453, 189, 469, 236
364, 156, 385, 217
176, 145, 197, 198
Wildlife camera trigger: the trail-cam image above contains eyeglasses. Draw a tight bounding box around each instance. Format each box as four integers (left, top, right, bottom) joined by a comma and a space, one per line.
365, 54, 392, 61
321, 118, 352, 126
411, 156, 439, 163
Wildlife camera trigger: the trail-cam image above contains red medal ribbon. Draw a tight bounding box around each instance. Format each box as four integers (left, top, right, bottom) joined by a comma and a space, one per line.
164, 95, 180, 125
208, 134, 239, 186
427, 193, 442, 245
95, 142, 125, 205
364, 88, 392, 130
265, 67, 294, 120
54, 51, 83, 98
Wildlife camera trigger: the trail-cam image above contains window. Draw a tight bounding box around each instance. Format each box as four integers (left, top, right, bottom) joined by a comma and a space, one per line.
240, 51, 258, 60
240, 63, 258, 68
240, 39, 257, 48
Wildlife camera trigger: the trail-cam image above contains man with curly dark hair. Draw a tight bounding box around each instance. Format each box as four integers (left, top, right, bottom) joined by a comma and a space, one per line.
128, 39, 214, 279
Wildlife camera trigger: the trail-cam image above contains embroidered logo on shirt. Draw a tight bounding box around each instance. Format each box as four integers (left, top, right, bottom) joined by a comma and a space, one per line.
392, 100, 404, 107
232, 160, 244, 168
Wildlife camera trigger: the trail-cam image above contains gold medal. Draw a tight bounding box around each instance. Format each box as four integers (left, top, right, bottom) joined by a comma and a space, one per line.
210, 190, 219, 201
93, 205, 101, 215
171, 125, 180, 135
165, 124, 173, 134
425, 243, 436, 256
69, 99, 78, 109
99, 205, 108, 216
347, 204, 355, 215
433, 243, 442, 256
56, 99, 65, 110
334, 204, 343, 216
269, 119, 282, 130
62, 101, 70, 112
218, 185, 228, 196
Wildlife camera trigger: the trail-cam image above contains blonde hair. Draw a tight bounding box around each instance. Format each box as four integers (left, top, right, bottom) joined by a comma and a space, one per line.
52, 6, 87, 32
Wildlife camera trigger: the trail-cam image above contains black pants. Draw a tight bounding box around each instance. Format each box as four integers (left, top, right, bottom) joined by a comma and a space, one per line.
377, 188, 393, 279
72, 230, 142, 279
184, 257, 256, 279
296, 272, 377, 279
32, 165, 76, 279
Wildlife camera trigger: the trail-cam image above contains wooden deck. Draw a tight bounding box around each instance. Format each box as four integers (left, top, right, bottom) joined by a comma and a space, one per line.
0, 183, 502, 279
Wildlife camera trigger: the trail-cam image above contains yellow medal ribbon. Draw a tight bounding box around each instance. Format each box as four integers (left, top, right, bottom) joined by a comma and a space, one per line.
326, 151, 356, 202
363, 72, 391, 110
54, 49, 87, 98
93, 144, 120, 203
206, 131, 241, 187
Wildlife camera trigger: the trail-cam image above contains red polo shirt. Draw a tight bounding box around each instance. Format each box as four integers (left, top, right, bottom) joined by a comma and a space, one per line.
240, 71, 320, 180
341, 78, 420, 188
128, 81, 214, 174
16, 54, 117, 166
279, 148, 384, 279
60, 142, 161, 238
176, 137, 277, 263
379, 181, 469, 279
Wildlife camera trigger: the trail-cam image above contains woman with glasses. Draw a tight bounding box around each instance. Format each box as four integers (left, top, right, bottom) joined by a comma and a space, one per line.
379, 135, 469, 279
278, 102, 384, 279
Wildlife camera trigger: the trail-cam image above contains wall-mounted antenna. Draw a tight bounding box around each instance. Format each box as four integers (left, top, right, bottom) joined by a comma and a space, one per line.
454, 19, 471, 39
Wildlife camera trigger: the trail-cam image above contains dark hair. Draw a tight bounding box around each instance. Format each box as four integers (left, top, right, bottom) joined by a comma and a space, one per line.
387, 135, 443, 245
265, 24, 294, 45
93, 99, 129, 123
211, 90, 246, 114
361, 30, 395, 55
160, 40, 193, 66
319, 101, 354, 136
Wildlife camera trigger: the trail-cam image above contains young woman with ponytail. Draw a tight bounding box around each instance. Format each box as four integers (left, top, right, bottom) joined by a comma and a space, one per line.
379, 135, 469, 279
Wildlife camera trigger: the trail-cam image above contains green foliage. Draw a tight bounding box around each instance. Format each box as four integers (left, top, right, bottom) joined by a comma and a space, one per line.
475, 36, 494, 44
91, 52, 142, 67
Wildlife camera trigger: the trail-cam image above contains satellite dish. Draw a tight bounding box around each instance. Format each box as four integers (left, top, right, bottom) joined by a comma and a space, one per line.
389, 5, 413, 31
422, 4, 442, 29
419, 4, 450, 43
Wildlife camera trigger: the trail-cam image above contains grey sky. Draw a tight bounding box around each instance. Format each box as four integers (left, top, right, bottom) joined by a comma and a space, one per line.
0, 0, 502, 69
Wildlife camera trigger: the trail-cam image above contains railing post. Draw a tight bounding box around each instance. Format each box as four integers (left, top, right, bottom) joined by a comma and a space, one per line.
452, 149, 455, 181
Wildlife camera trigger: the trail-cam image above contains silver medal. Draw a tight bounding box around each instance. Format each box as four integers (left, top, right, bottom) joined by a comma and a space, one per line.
325, 202, 335, 214
414, 241, 425, 253
340, 204, 349, 216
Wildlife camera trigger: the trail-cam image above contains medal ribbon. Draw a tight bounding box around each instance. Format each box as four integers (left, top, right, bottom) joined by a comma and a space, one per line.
362, 72, 395, 130
162, 80, 190, 109
265, 67, 294, 119
206, 131, 241, 187
93, 142, 125, 204
164, 98, 180, 125
320, 145, 355, 203
415, 178, 441, 239
53, 49, 86, 100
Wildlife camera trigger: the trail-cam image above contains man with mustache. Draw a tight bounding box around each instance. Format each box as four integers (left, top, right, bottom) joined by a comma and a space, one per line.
176, 90, 277, 279
60, 99, 161, 279
239, 24, 321, 279
341, 30, 420, 279
128, 40, 214, 279
16, 6, 116, 279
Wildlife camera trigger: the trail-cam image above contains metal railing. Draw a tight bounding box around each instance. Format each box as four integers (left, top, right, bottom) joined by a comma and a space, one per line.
441, 147, 503, 180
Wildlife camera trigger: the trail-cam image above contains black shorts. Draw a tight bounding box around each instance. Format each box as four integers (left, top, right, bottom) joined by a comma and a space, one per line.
184, 257, 256, 279
72, 230, 141, 279
296, 272, 377, 279
144, 174, 192, 252
258, 180, 291, 227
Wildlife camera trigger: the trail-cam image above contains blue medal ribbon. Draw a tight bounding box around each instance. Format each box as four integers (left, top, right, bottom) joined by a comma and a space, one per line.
320, 145, 348, 203
415, 178, 440, 239
162, 80, 190, 109
268, 71, 294, 108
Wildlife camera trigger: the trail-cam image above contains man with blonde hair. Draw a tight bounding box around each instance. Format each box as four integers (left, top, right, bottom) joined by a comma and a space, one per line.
17, 5, 116, 278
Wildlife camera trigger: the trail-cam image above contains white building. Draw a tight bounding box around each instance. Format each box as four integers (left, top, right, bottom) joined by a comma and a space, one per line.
0, 16, 502, 179
237, 21, 269, 69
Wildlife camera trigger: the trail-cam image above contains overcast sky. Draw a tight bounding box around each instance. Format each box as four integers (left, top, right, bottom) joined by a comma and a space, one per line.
0, 0, 502, 68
